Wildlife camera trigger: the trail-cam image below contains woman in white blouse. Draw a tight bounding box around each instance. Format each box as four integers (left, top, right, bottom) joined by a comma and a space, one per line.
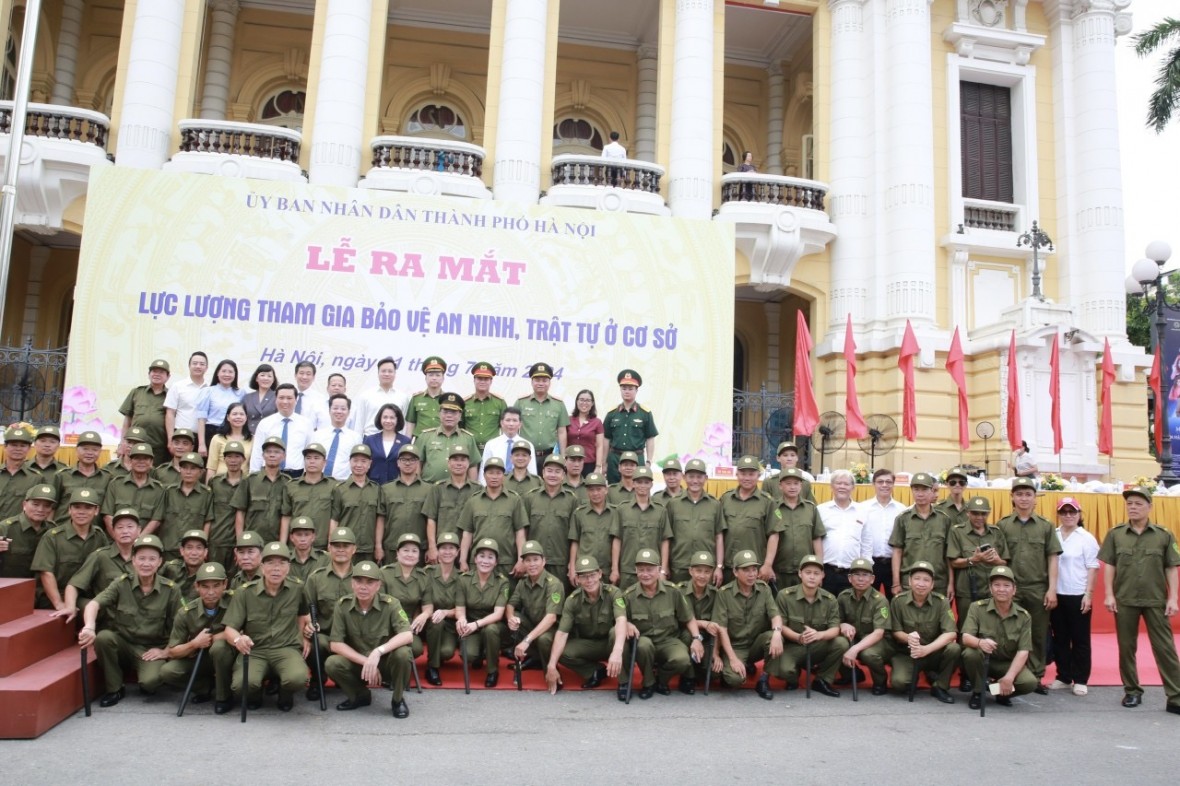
1047, 497, 1100, 696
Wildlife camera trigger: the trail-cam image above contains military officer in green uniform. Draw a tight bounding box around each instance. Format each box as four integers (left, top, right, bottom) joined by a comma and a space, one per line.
0, 483, 56, 579
231, 436, 289, 542
506, 540, 566, 675
286, 516, 327, 582
77, 534, 181, 707
161, 529, 210, 598
326, 559, 415, 717
514, 362, 569, 462
376, 444, 430, 564
160, 561, 236, 712
119, 358, 171, 464
101, 443, 164, 537
423, 444, 481, 563
767, 554, 847, 696
961, 565, 1039, 709
223, 541, 312, 711
602, 370, 658, 484
424, 531, 463, 685
995, 476, 1060, 691
665, 458, 724, 585
546, 555, 629, 695
610, 466, 672, 589
0, 425, 43, 520
889, 472, 953, 596
836, 557, 891, 694
146, 452, 212, 560
1098, 485, 1180, 714
935, 467, 971, 529
59, 507, 141, 615
719, 456, 780, 581
329, 445, 381, 562
32, 488, 108, 611
623, 548, 705, 698
462, 361, 507, 453
404, 356, 448, 437
771, 468, 825, 589
713, 549, 784, 699
524, 454, 579, 589
761, 441, 815, 503
568, 472, 616, 586
457, 457, 528, 574
53, 430, 109, 525
888, 561, 960, 703
280, 442, 335, 546
456, 537, 510, 686
415, 392, 480, 484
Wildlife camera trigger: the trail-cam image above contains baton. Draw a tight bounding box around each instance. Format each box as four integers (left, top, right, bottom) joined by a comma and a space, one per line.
703, 635, 715, 696
308, 603, 327, 711
624, 633, 638, 704
410, 653, 422, 694
80, 645, 91, 717
805, 643, 812, 699
240, 652, 249, 723
460, 633, 471, 695
908, 654, 922, 702
851, 656, 858, 702
980, 651, 990, 718
177, 642, 206, 717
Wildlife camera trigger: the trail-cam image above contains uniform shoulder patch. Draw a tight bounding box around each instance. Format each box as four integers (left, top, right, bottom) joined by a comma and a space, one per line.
614, 596, 626, 608
550, 591, 562, 604
158, 576, 177, 588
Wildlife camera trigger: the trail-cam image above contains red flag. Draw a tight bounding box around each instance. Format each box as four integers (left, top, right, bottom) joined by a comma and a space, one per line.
1098, 338, 1115, 456
792, 311, 820, 436
1006, 330, 1022, 450
1149, 345, 1163, 457
899, 320, 919, 441
1049, 333, 1063, 455
844, 314, 867, 439
946, 327, 969, 450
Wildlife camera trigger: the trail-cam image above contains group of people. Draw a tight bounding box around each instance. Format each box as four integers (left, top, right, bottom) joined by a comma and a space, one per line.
0, 354, 1177, 721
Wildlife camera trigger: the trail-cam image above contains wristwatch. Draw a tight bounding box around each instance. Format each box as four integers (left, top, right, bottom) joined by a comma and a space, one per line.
693, 633, 704, 642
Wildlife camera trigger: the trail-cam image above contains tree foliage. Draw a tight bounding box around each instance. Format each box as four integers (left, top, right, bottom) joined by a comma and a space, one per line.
1133, 17, 1180, 133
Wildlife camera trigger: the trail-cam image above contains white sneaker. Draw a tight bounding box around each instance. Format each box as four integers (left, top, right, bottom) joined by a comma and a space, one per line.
1072, 684, 1088, 696
1047, 679, 1071, 690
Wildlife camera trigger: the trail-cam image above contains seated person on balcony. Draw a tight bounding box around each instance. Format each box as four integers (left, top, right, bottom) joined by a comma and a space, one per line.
602, 131, 626, 186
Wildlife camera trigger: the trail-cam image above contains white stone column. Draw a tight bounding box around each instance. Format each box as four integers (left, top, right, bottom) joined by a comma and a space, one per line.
115, 0, 186, 169
881, 0, 936, 326
826, 0, 871, 327
492, 0, 549, 204
307, 0, 371, 186
198, 0, 239, 121
49, 0, 83, 105
634, 45, 658, 163
766, 62, 784, 176
668, 0, 714, 219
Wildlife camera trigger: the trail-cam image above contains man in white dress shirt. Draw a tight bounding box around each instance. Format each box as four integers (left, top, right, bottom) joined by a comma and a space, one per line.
164, 351, 208, 439
312, 394, 363, 481
818, 469, 863, 597
293, 360, 329, 430
351, 357, 411, 437
250, 383, 314, 475
858, 468, 906, 598
479, 407, 536, 485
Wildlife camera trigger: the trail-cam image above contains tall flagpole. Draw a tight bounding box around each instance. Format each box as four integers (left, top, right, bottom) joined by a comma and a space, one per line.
0, 0, 43, 333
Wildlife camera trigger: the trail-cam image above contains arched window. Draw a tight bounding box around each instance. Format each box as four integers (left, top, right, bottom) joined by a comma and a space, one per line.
259, 89, 305, 130
1, 31, 16, 101
720, 140, 738, 173
404, 104, 466, 140
552, 117, 604, 155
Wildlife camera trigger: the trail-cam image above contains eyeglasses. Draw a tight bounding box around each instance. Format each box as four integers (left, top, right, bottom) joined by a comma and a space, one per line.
947, 479, 966, 487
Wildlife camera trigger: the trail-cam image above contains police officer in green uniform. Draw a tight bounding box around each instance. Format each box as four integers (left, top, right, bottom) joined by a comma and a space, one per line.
546, 555, 629, 696
888, 561, 960, 703
935, 467, 971, 529
53, 430, 109, 525
147, 452, 212, 560
405, 356, 447, 436
207, 440, 246, 568
287, 516, 328, 582
611, 466, 672, 590
836, 557, 892, 694
1098, 485, 1180, 714
623, 548, 705, 697
0, 425, 43, 520
423, 444, 481, 562
152, 428, 197, 488
457, 456, 528, 574
119, 358, 171, 464
101, 443, 165, 537
506, 540, 566, 674
161, 529, 210, 598
961, 565, 1039, 709
568, 472, 616, 586
947, 495, 1010, 689
889, 472, 953, 595
230, 436, 290, 543
326, 559, 415, 717
330, 445, 382, 562
223, 541, 312, 711
456, 537, 510, 686
770, 468, 825, 589
514, 362, 569, 462
424, 531, 463, 685
713, 549, 784, 699
665, 458, 724, 585
602, 370, 658, 484
652, 458, 684, 503
524, 454, 579, 590
680, 551, 721, 685
280, 442, 335, 546
761, 441, 815, 503
28, 425, 67, 480
719, 456, 780, 580
995, 476, 1060, 691
607, 451, 639, 506
32, 488, 108, 611
229, 531, 265, 589
768, 554, 847, 697
563, 445, 589, 503
415, 392, 480, 484
59, 507, 140, 615
463, 361, 507, 453
77, 534, 181, 707
379, 533, 432, 661
160, 561, 236, 712
305, 527, 359, 656
506, 441, 542, 495
376, 443, 430, 564
0, 483, 56, 578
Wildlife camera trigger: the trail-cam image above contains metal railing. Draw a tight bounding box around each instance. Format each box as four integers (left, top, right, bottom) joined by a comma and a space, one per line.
369, 136, 485, 178
177, 120, 301, 163
549, 154, 665, 193
963, 198, 1019, 231
0, 341, 68, 427
0, 101, 109, 150
720, 173, 828, 211
732, 386, 809, 469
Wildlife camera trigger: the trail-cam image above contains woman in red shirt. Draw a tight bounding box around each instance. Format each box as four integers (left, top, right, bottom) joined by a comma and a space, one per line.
567, 389, 605, 474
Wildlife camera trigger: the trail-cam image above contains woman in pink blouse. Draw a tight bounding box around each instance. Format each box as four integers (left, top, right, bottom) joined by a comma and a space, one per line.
567, 389, 605, 474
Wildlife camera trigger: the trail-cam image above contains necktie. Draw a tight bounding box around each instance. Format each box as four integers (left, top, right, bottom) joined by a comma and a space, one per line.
280, 417, 290, 469
326, 428, 341, 476
295, 393, 303, 414
506, 437, 513, 463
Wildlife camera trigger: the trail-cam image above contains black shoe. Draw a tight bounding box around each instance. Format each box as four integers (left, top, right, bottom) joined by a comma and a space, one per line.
679, 677, 696, 695
834, 667, 864, 687
784, 678, 798, 691
931, 687, 956, 704
246, 696, 263, 711
214, 699, 234, 715
277, 692, 294, 712
995, 695, 1013, 707
472, 658, 486, 670
1033, 683, 1048, 695
335, 696, 371, 711
1166, 704, 1180, 716
872, 684, 889, 696
137, 685, 156, 697
582, 666, 607, 690
968, 693, 982, 710
653, 681, 671, 696
638, 687, 654, 700
265, 680, 279, 695
306, 682, 322, 701
811, 679, 840, 698
1122, 694, 1142, 708
521, 656, 542, 670
98, 688, 125, 708
755, 674, 773, 700
484, 671, 499, 688
190, 693, 212, 705
617, 685, 629, 702
425, 667, 442, 686
392, 698, 409, 719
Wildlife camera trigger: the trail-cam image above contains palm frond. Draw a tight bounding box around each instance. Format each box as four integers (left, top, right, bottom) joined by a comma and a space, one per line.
1133, 17, 1180, 57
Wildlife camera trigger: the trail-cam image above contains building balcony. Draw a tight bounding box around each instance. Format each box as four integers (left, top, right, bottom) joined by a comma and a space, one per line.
715, 173, 837, 291
359, 136, 491, 199
0, 101, 112, 234
540, 155, 669, 216
942, 198, 1029, 260
164, 120, 305, 182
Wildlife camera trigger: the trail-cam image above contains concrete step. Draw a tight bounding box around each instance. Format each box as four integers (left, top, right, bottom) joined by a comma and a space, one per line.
0, 578, 36, 625
0, 610, 78, 677
0, 645, 100, 739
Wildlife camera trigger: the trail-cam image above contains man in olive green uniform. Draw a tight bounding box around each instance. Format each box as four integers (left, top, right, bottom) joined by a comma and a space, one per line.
714, 549, 784, 699
146, 452, 212, 560
77, 534, 181, 707
305, 527, 359, 655
231, 436, 289, 543
768, 554, 847, 696
457, 457, 527, 574
326, 559, 415, 717
837, 557, 891, 694
161, 529, 210, 598
995, 476, 1060, 690
0, 483, 56, 579
947, 495, 1010, 692
524, 455, 578, 589
961, 565, 1039, 709
888, 561, 960, 702
610, 466, 671, 589
607, 451, 638, 506
280, 442, 335, 547
506, 441, 542, 496
665, 458, 724, 584
546, 555, 629, 695
33, 488, 108, 611
415, 392, 480, 484
0, 425, 44, 520
223, 541, 312, 711
624, 548, 705, 698
602, 369, 658, 483
462, 361, 507, 453
507, 540, 566, 674
376, 444, 430, 564
53, 430, 109, 525
680, 551, 721, 685
151, 429, 197, 488
568, 473, 616, 586
229, 531, 264, 589
1098, 485, 1180, 714
119, 358, 171, 464
719, 456, 780, 580
404, 356, 447, 436
287, 516, 328, 582
28, 425, 67, 481
329, 445, 381, 561
563, 445, 589, 503
101, 443, 165, 537
514, 362, 569, 462
207, 440, 246, 567
423, 444, 481, 563
761, 441, 815, 503
60, 507, 140, 614
889, 472, 953, 596
771, 469, 825, 590
935, 467, 971, 529
160, 561, 236, 712
651, 458, 684, 504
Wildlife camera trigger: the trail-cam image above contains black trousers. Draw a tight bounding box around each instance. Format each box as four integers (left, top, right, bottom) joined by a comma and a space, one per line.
1049, 594, 1092, 685
822, 568, 851, 597
872, 558, 893, 599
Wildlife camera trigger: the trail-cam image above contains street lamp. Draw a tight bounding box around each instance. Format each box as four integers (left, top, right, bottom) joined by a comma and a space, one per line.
1125, 240, 1176, 485
1016, 221, 1053, 301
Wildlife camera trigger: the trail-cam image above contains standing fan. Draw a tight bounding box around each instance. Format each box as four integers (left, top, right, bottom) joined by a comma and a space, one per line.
0, 362, 45, 422
858, 414, 899, 470
815, 411, 847, 470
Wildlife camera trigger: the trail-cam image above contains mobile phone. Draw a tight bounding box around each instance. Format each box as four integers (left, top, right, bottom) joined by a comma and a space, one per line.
979, 544, 991, 552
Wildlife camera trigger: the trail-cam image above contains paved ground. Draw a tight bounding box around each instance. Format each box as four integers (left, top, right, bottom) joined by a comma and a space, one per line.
3, 683, 1178, 783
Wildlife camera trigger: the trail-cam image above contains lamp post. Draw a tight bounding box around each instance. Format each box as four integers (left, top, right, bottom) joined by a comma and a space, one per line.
1016, 221, 1053, 301
1125, 240, 1177, 486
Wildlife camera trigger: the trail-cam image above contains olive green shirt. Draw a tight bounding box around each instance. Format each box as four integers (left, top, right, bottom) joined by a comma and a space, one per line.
423, 479, 481, 541
776, 584, 841, 635
523, 486, 579, 567
30, 523, 108, 596
506, 473, 542, 496
53, 468, 110, 524
208, 474, 243, 551
558, 584, 627, 639
995, 512, 1061, 589
304, 565, 354, 631
380, 565, 430, 618
935, 497, 969, 530
771, 499, 826, 575
289, 550, 328, 583
680, 582, 719, 623
888, 590, 957, 645
961, 598, 1033, 660
27, 459, 68, 483
120, 384, 170, 463
455, 570, 509, 619
568, 503, 616, 572
462, 393, 507, 452
513, 394, 570, 454
414, 427, 480, 483
169, 592, 233, 649
508, 571, 565, 627
762, 475, 815, 504
0, 464, 45, 521
161, 559, 201, 599
0, 513, 49, 578
423, 563, 461, 610
889, 507, 954, 590
610, 499, 672, 576
1098, 522, 1180, 607
946, 524, 1010, 602
602, 403, 658, 454
405, 390, 443, 431
93, 573, 181, 646
456, 488, 528, 567
151, 464, 181, 488
150, 484, 214, 554
330, 478, 381, 553
665, 493, 724, 573
718, 489, 780, 568
329, 593, 411, 655
101, 474, 166, 523
378, 477, 430, 555
625, 579, 691, 643
713, 580, 777, 651
68, 544, 133, 597
281, 475, 336, 546
230, 471, 289, 542
836, 586, 890, 638
222, 577, 309, 650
